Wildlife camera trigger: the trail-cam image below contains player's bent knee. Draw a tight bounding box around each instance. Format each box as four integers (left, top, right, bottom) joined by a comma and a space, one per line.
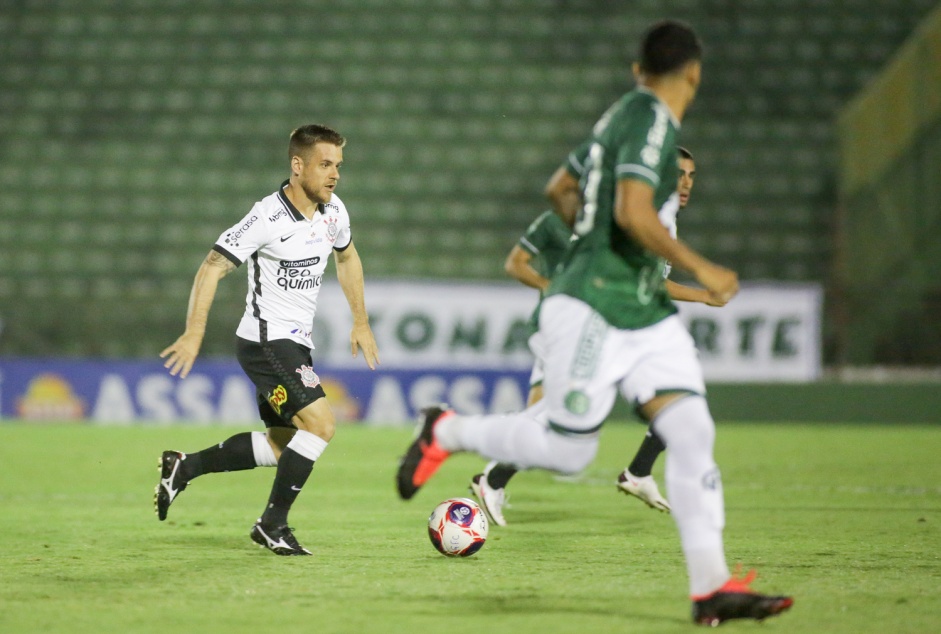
652, 395, 714, 451
546, 434, 599, 475
293, 398, 336, 441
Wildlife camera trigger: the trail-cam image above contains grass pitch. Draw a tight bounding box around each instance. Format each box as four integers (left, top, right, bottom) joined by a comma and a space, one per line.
1, 421, 939, 633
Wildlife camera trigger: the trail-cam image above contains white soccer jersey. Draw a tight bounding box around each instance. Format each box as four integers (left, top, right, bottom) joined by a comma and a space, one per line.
657, 192, 680, 279
213, 180, 352, 348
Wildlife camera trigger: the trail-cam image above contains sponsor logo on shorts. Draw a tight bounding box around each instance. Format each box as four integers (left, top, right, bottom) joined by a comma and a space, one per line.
563, 390, 590, 415
295, 365, 321, 389
268, 385, 288, 414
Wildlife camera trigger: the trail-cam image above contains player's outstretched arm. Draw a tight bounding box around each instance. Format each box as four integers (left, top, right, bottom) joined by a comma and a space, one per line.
616, 179, 738, 305
160, 250, 235, 378
335, 241, 380, 370
504, 244, 549, 291
665, 279, 728, 306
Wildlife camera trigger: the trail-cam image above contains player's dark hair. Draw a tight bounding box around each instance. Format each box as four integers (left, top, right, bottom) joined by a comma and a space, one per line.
677, 146, 694, 161
289, 124, 345, 163
638, 20, 702, 76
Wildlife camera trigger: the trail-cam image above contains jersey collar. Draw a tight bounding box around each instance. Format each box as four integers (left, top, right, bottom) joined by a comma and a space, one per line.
278, 179, 325, 222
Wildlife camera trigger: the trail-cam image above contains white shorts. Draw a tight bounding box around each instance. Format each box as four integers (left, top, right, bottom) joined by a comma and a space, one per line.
527, 332, 547, 387
539, 294, 705, 434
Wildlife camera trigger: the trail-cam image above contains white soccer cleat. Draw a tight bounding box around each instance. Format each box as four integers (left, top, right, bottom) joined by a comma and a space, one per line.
470, 471, 508, 527
617, 469, 671, 513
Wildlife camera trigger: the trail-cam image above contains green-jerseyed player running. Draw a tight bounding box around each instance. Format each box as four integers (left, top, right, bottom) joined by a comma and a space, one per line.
396, 20, 793, 626
477, 148, 718, 523
504, 209, 573, 410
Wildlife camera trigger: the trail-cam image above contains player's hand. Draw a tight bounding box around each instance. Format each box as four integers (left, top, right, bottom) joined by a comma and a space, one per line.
695, 262, 739, 306
160, 332, 203, 379
704, 293, 730, 307
350, 322, 380, 370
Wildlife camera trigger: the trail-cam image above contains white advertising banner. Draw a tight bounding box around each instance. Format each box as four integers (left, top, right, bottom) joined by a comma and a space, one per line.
312, 280, 822, 382
675, 283, 823, 382
312, 280, 538, 369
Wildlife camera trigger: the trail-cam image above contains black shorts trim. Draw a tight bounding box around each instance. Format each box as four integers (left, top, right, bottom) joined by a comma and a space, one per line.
548, 420, 604, 437
236, 337, 326, 428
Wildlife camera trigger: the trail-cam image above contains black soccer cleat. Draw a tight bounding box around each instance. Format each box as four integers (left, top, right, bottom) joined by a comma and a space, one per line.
154, 450, 189, 521
250, 521, 312, 556
396, 405, 453, 500
692, 570, 793, 626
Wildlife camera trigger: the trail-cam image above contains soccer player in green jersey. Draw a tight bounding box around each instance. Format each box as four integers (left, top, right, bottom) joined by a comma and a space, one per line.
468, 210, 571, 527
396, 21, 792, 626
474, 148, 721, 523
504, 210, 573, 408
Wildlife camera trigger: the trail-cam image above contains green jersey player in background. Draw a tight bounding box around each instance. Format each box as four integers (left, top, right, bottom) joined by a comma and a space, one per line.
396, 21, 792, 626
503, 209, 573, 408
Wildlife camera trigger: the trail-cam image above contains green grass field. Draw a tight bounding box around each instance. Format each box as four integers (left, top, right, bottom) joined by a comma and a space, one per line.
1, 421, 939, 633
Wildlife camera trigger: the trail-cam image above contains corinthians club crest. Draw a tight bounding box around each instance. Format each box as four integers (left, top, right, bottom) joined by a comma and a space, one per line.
296, 365, 321, 389
325, 216, 339, 242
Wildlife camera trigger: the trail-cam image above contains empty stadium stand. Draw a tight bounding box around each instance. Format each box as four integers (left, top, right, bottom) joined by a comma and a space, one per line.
0, 0, 937, 356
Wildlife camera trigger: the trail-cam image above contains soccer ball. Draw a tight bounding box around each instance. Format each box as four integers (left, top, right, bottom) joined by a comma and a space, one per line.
427, 497, 488, 557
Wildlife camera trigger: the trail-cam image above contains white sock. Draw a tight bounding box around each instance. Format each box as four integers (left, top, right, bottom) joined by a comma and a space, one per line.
286, 429, 329, 462
251, 431, 277, 467
436, 402, 597, 474
431, 412, 463, 452
653, 396, 730, 597
435, 400, 547, 452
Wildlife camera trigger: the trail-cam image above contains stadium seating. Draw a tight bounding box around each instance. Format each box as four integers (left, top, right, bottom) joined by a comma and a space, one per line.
0, 0, 937, 356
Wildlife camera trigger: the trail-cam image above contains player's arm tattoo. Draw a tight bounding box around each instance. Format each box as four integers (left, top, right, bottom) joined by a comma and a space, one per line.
205, 250, 236, 276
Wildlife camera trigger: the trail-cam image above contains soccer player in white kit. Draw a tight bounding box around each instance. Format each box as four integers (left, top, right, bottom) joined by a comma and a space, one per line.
396, 22, 792, 625
156, 124, 379, 556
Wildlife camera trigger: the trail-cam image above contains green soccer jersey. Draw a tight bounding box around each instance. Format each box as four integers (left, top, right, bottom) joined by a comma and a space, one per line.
520, 210, 572, 282
549, 87, 681, 330
519, 210, 573, 332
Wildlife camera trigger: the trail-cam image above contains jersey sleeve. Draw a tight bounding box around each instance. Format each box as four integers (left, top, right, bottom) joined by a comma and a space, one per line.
564, 139, 592, 179
519, 211, 555, 256
332, 202, 352, 252
613, 102, 668, 189
212, 206, 271, 266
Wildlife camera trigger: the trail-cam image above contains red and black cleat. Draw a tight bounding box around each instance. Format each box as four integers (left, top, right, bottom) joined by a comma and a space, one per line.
692, 569, 793, 627
396, 405, 454, 500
